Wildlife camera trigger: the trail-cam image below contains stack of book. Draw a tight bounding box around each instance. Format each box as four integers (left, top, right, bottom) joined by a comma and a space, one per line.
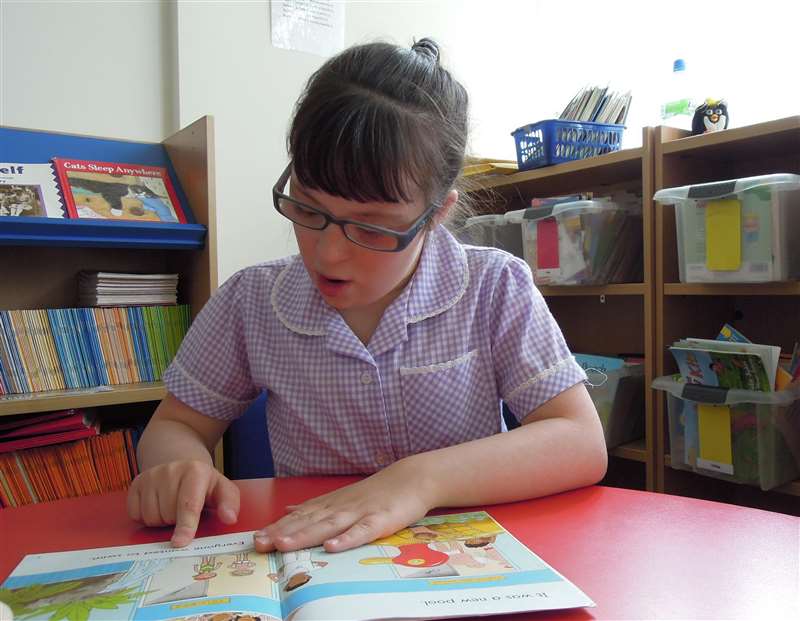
0, 409, 143, 507
559, 85, 632, 125
79, 271, 179, 307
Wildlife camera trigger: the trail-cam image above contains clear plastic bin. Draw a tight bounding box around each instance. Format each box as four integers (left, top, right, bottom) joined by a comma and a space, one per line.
459, 214, 523, 257
577, 355, 645, 449
505, 200, 642, 285
653, 173, 800, 283
653, 375, 800, 490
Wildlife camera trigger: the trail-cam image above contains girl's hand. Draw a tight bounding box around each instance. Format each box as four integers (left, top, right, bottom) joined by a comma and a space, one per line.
253, 457, 438, 553
127, 460, 240, 547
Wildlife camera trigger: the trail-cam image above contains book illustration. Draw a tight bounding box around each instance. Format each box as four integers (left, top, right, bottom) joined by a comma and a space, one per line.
52, 158, 187, 223
0, 511, 594, 620
0, 163, 65, 218
669, 346, 771, 392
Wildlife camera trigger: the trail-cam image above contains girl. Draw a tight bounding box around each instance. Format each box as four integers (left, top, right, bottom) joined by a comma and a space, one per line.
128, 38, 607, 554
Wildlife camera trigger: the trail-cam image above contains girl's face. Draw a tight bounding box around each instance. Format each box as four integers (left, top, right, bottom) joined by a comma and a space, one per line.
290, 178, 450, 318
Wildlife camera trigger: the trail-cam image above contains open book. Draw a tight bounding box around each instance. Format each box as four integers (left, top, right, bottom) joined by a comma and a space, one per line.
0, 511, 593, 620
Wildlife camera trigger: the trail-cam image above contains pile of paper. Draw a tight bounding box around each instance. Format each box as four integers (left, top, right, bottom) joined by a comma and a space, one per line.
78, 271, 178, 307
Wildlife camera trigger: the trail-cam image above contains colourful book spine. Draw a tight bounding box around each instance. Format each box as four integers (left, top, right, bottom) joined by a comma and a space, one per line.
80, 308, 108, 385
36, 309, 66, 391
92, 308, 118, 385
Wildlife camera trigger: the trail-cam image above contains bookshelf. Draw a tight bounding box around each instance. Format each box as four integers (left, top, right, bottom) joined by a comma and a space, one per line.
471, 127, 656, 491
654, 116, 800, 514
0, 116, 222, 472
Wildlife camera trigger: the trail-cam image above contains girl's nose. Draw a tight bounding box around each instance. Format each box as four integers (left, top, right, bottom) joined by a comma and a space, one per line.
316, 223, 351, 261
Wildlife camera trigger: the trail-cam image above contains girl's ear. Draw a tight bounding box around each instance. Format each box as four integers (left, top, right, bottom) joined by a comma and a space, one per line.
432, 189, 459, 226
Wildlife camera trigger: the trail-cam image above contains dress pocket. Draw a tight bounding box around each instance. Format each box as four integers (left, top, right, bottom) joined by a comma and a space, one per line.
400, 350, 499, 453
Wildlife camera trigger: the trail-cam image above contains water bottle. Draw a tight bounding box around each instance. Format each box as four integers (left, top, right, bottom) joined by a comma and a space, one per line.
660, 59, 694, 131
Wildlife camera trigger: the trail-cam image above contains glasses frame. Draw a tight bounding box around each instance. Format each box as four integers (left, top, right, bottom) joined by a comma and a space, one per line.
272, 164, 436, 252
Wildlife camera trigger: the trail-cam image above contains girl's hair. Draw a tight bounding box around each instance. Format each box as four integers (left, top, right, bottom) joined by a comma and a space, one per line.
288, 38, 469, 216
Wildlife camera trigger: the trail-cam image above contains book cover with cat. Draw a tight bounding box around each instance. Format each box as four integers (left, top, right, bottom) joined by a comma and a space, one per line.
52, 158, 187, 223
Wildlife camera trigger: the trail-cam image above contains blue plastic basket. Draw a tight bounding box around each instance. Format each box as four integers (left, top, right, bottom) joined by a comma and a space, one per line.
512, 119, 625, 171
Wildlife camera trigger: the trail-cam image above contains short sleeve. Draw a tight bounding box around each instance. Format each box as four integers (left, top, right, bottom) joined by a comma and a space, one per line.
163, 271, 260, 421
490, 257, 586, 421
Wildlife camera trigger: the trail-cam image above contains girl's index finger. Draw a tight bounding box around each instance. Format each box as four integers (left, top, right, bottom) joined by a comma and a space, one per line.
170, 468, 212, 548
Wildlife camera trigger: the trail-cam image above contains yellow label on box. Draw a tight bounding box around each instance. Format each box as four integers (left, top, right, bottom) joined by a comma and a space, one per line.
697, 404, 734, 475
705, 199, 741, 271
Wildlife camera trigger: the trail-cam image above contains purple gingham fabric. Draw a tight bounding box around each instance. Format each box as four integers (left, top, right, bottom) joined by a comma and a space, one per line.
164, 226, 587, 476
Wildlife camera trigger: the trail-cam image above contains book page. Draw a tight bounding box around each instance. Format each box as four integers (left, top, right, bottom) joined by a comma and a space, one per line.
278, 511, 593, 621
0, 532, 282, 621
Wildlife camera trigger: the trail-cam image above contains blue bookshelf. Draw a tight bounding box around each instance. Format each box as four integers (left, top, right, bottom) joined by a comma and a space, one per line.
0, 126, 206, 249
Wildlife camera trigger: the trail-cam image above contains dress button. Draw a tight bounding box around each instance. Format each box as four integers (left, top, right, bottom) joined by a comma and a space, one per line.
360, 372, 373, 385
375, 451, 392, 466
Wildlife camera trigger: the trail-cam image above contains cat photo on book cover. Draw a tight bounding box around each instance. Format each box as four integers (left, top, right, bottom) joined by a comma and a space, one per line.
52, 158, 187, 223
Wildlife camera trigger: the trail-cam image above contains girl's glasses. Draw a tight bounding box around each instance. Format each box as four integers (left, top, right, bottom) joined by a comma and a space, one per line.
272, 164, 435, 252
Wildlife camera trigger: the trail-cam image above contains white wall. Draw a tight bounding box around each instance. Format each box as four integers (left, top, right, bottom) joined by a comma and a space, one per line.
0, 0, 176, 142
3, 0, 799, 282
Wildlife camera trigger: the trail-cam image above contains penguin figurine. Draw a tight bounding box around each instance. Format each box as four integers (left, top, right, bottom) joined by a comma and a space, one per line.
692, 99, 729, 135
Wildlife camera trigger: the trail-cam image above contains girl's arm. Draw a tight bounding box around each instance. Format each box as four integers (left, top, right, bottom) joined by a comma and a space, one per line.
128, 393, 240, 546
254, 381, 607, 553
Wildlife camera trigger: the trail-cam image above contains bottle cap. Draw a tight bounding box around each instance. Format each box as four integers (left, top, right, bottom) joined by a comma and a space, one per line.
673, 58, 686, 72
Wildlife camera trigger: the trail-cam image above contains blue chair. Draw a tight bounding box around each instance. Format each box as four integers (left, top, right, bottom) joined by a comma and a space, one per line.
224, 392, 275, 479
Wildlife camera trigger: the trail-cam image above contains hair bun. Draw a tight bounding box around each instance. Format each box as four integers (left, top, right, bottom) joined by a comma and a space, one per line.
411, 38, 440, 64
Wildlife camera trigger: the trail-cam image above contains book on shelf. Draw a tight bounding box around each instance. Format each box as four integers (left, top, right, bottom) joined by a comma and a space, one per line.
669, 333, 780, 392
0, 305, 190, 396
0, 419, 144, 508
0, 163, 65, 218
79, 271, 179, 307
0, 408, 97, 453
52, 158, 187, 223
0, 511, 594, 620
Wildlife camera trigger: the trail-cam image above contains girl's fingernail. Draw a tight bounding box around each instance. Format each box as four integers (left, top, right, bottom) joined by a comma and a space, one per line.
326, 538, 339, 547
254, 534, 270, 545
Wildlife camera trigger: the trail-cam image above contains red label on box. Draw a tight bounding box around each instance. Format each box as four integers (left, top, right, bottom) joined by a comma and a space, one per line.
537, 218, 559, 269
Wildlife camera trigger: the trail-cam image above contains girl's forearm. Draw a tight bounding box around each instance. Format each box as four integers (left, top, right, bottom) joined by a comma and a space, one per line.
137, 417, 215, 471
406, 407, 608, 509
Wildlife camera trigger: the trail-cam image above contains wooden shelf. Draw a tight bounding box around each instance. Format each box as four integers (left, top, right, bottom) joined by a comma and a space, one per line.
664, 282, 800, 296
661, 116, 800, 158
662, 453, 800, 497
0, 382, 167, 417
609, 439, 647, 462
475, 147, 645, 191
774, 480, 800, 496
539, 283, 646, 297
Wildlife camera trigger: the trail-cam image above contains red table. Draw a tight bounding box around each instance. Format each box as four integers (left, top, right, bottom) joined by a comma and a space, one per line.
1, 479, 797, 620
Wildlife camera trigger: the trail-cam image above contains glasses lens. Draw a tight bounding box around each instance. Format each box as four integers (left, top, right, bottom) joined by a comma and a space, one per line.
343, 223, 400, 251
278, 198, 326, 229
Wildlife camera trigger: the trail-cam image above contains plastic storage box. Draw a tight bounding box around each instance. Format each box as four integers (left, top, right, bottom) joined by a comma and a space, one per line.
576, 355, 645, 449
459, 214, 523, 258
653, 173, 800, 283
653, 375, 800, 490
505, 200, 642, 285
511, 119, 624, 171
